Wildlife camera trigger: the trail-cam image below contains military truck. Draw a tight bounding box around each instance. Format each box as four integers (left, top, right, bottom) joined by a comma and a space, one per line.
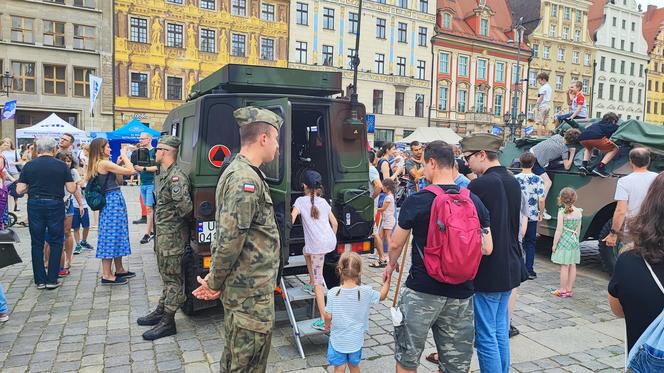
499, 119, 664, 274
162, 64, 374, 314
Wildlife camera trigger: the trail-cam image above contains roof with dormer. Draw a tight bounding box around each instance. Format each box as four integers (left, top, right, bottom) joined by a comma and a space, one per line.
643, 5, 664, 52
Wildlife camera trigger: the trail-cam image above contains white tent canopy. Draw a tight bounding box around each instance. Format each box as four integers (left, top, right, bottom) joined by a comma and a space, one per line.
16, 113, 87, 140
398, 127, 462, 145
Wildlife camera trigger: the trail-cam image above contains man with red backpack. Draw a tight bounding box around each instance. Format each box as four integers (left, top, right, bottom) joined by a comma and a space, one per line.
461, 133, 524, 373
383, 141, 492, 373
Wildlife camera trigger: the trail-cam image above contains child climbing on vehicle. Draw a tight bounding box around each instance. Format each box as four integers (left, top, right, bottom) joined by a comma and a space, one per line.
291, 170, 338, 331
324, 251, 390, 373
577, 112, 620, 178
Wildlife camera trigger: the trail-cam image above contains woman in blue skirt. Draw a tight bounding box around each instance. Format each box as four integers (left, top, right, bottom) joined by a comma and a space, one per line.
86, 138, 136, 285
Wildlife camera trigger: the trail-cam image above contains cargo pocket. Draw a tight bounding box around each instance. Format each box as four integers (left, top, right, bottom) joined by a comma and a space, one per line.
162, 255, 182, 276
230, 308, 272, 369
254, 198, 273, 226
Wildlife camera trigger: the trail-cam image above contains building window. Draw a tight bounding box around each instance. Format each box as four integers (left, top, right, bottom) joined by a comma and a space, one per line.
295, 41, 307, 63
630, 62, 635, 76
375, 129, 394, 143
418, 27, 427, 46
532, 44, 539, 57
563, 6, 570, 20
649, 80, 652, 91
322, 45, 334, 66
73, 24, 96, 50
612, 17, 617, 26
397, 57, 406, 76
347, 48, 356, 69
620, 61, 625, 74
417, 60, 426, 80
458, 56, 468, 77
200, 0, 215, 10
439, 53, 449, 74
611, 38, 615, 48
638, 89, 642, 104
261, 3, 275, 21
415, 94, 424, 117
557, 48, 565, 62
12, 62, 35, 93
438, 86, 448, 111
166, 23, 183, 48
296, 2, 308, 25
494, 94, 503, 116
584, 54, 591, 66
74, 0, 95, 7
73, 67, 93, 97
598, 83, 604, 99
572, 51, 579, 64
231, 33, 246, 56
419, 0, 428, 12
232, 0, 246, 16
555, 75, 563, 90
543, 46, 550, 59
600, 57, 605, 71
622, 19, 626, 29
11, 17, 34, 43
376, 18, 386, 39
43, 20, 65, 47
477, 59, 487, 80
640, 64, 644, 78
373, 90, 383, 114
630, 42, 634, 53
551, 4, 558, 17
609, 84, 615, 100
562, 27, 569, 40
529, 71, 537, 87
323, 8, 335, 30
621, 40, 625, 50
166, 76, 182, 100
496, 62, 504, 82
629, 87, 634, 103
611, 59, 616, 73
512, 65, 522, 84
476, 91, 486, 112
395, 92, 405, 115
457, 90, 467, 112
398, 23, 407, 43
166, 0, 183, 3
375, 53, 385, 74
583, 79, 589, 95
549, 25, 557, 37
348, 12, 359, 34
397, 0, 407, 9
442, 13, 452, 29
43, 64, 66, 95
200, 28, 216, 53
480, 19, 489, 36
574, 30, 581, 42
260, 38, 274, 60
130, 72, 148, 97
129, 17, 148, 43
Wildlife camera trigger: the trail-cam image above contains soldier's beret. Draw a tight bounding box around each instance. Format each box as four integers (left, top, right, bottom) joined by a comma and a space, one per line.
233, 106, 283, 131
460, 133, 503, 153
158, 135, 181, 148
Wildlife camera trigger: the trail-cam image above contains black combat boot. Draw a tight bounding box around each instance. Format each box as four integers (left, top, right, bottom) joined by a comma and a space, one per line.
142, 311, 176, 341
137, 305, 164, 326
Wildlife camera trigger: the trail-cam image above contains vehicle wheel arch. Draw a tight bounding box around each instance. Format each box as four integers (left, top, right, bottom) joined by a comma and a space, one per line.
584, 201, 617, 241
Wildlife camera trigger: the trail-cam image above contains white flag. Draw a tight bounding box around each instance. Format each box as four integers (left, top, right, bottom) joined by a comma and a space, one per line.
89, 74, 102, 115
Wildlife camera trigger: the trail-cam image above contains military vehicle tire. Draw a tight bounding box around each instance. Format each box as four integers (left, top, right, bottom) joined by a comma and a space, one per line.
597, 220, 618, 275
536, 235, 553, 254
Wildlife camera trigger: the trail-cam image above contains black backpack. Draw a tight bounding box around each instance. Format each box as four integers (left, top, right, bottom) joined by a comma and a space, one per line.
85, 174, 109, 211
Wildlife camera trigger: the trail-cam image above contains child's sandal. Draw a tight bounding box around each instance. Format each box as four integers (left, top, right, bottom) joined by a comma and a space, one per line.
369, 259, 387, 268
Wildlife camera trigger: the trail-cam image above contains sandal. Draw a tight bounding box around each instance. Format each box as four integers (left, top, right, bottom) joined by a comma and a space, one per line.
426, 352, 439, 364
550, 289, 565, 297
369, 259, 387, 268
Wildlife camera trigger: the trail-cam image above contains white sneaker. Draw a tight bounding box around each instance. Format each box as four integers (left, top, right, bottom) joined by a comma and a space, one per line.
0, 313, 8, 322
543, 211, 552, 220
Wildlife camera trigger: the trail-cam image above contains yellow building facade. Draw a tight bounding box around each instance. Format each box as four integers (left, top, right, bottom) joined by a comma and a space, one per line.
645, 25, 664, 125
114, 0, 289, 129
526, 0, 595, 122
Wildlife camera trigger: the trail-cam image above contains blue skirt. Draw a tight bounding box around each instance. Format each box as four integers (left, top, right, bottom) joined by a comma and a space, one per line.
96, 189, 131, 259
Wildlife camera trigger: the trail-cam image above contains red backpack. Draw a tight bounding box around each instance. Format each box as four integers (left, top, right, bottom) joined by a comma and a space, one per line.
415, 185, 483, 284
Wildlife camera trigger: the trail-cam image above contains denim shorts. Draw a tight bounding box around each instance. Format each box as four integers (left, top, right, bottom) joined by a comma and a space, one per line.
65, 199, 74, 217
327, 343, 362, 367
72, 207, 90, 229
140, 184, 155, 207
532, 160, 546, 176
628, 344, 664, 373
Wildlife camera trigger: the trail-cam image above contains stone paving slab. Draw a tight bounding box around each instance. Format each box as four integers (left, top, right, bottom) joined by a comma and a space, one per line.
0, 187, 626, 372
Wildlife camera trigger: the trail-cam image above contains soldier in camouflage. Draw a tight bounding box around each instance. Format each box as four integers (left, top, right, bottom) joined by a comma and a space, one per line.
137, 135, 193, 341
193, 106, 282, 373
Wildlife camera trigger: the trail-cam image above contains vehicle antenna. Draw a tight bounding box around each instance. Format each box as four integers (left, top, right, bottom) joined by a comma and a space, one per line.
350, 0, 363, 120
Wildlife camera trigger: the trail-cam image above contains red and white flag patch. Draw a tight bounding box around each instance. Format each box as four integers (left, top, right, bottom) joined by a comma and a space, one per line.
243, 183, 256, 193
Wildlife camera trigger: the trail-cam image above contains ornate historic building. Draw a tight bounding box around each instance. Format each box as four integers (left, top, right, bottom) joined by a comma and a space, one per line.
588, 0, 648, 120
0, 0, 114, 135
114, 0, 289, 129
643, 5, 664, 125
524, 0, 595, 120
432, 0, 530, 135
288, 0, 435, 143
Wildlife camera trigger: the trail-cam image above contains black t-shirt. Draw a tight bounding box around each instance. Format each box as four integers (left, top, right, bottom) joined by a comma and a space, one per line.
18, 155, 73, 200
376, 159, 393, 181
399, 184, 490, 299
468, 166, 523, 293
608, 251, 664, 351
578, 120, 618, 142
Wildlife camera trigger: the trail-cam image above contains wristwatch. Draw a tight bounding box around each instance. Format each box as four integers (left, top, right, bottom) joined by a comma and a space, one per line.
143, 166, 146, 172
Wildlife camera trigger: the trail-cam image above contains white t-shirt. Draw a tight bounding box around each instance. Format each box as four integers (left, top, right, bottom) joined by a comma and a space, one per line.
294, 195, 337, 255
368, 165, 380, 197
538, 83, 552, 107
2, 150, 19, 175
614, 171, 659, 218
326, 285, 381, 353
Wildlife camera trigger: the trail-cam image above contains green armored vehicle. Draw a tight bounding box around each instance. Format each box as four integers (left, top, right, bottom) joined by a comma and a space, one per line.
499, 119, 664, 274
162, 64, 374, 314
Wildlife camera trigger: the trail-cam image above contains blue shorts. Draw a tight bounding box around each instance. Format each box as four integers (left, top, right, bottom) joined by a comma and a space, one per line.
327, 344, 362, 367
72, 207, 90, 229
532, 160, 546, 176
140, 184, 155, 207
65, 199, 75, 217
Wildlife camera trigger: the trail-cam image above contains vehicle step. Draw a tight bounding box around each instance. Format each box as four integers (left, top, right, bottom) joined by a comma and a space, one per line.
296, 318, 328, 337
285, 286, 317, 302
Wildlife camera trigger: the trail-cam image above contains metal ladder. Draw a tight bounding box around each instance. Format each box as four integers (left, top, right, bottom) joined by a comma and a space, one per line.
277, 276, 327, 359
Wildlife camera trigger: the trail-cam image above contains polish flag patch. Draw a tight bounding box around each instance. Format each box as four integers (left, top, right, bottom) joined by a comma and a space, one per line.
243, 184, 256, 193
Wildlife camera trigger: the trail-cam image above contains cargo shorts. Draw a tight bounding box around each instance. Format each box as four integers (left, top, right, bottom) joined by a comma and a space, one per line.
393, 287, 474, 373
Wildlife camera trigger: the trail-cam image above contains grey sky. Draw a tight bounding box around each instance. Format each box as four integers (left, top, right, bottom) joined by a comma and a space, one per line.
635, 0, 661, 10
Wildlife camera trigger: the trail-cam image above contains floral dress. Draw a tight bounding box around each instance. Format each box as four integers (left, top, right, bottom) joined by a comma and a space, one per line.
551, 207, 582, 265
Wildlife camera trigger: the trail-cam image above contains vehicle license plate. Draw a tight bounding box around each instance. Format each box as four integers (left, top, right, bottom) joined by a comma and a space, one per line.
197, 221, 216, 243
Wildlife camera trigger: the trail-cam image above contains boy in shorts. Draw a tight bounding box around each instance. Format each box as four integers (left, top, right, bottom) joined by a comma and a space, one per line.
577, 112, 620, 178
72, 196, 93, 254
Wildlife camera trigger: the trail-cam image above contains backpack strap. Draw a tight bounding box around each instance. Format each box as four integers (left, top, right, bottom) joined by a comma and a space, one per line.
644, 259, 664, 296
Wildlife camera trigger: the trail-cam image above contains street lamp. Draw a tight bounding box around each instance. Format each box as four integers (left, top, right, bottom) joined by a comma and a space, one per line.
507, 17, 526, 141
1, 71, 13, 97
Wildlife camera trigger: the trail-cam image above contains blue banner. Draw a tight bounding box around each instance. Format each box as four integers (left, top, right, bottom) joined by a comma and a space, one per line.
2, 100, 16, 120
491, 126, 503, 136
366, 114, 375, 134
524, 126, 535, 137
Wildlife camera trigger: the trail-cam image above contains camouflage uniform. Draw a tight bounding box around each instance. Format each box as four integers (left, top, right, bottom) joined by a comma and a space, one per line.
154, 161, 192, 313
207, 106, 282, 373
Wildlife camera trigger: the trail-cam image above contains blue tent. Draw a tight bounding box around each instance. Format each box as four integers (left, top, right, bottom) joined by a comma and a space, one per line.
90, 119, 160, 161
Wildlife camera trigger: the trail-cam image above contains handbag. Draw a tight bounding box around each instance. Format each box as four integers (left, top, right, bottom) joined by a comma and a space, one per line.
0, 240, 22, 270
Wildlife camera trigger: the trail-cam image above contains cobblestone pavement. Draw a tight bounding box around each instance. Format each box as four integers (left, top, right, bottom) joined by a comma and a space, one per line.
0, 187, 625, 373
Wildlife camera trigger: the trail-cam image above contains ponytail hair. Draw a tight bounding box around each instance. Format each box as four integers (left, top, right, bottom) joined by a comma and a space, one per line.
558, 187, 577, 215
309, 187, 320, 220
